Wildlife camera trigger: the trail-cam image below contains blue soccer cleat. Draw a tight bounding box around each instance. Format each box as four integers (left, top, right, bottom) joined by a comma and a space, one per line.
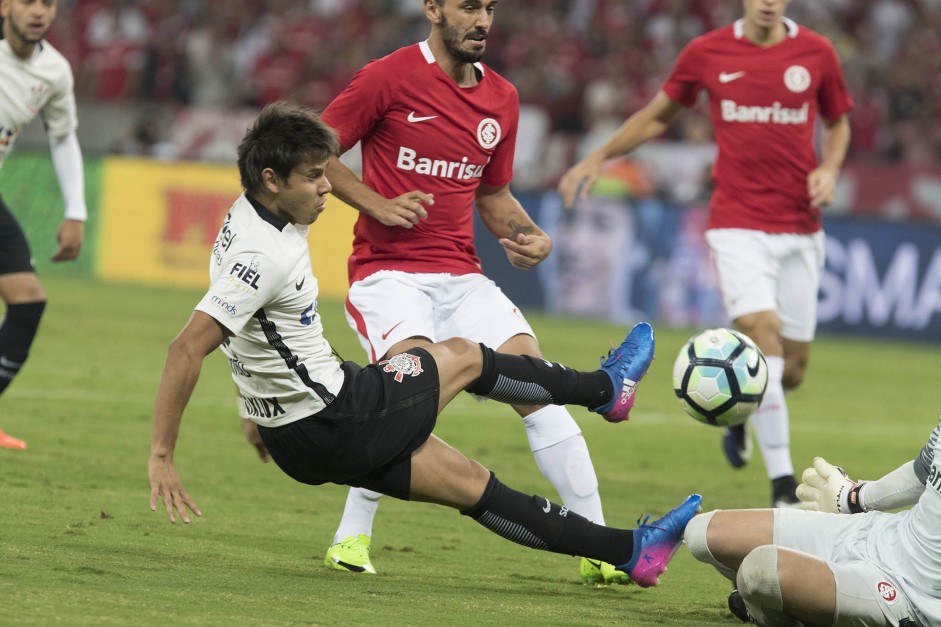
592, 322, 655, 423
616, 494, 703, 588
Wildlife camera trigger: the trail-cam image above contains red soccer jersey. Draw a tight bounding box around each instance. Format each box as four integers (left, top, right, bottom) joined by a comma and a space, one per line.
662, 18, 854, 233
322, 41, 519, 283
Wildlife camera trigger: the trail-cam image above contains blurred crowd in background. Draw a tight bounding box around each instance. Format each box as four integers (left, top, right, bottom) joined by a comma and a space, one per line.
46, 0, 941, 174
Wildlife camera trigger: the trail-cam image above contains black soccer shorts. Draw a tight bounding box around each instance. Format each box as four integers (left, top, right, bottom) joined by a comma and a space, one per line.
0, 196, 35, 275
258, 348, 440, 500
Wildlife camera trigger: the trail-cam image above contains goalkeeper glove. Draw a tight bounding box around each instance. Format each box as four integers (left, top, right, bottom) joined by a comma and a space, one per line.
796, 457, 867, 514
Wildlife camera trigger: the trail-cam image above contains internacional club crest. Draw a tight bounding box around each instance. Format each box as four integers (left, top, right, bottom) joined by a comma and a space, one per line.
477, 117, 501, 149
783, 65, 811, 93
380, 353, 424, 382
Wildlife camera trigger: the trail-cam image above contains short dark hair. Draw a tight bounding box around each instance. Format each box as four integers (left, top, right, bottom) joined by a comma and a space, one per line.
237, 101, 340, 195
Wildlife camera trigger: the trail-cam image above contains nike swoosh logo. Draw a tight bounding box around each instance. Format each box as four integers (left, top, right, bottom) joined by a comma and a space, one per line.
542, 498, 552, 514
747, 357, 762, 377
407, 112, 437, 123
381, 320, 405, 341
0, 356, 23, 368
295, 276, 305, 291
719, 71, 746, 83
585, 559, 603, 570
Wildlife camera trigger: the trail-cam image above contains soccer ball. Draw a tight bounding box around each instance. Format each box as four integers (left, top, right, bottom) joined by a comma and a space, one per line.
672, 328, 768, 427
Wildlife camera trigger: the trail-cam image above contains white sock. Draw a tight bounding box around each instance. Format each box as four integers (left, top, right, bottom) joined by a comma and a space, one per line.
523, 405, 605, 524
333, 487, 383, 544
750, 356, 794, 480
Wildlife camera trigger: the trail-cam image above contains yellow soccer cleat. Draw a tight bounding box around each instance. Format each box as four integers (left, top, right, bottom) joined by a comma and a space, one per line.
324, 534, 376, 574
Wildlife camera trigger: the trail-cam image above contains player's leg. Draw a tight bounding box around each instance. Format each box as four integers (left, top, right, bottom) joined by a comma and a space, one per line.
734, 548, 903, 626
734, 309, 798, 506
438, 274, 655, 583
706, 229, 797, 504
496, 332, 623, 584
495, 334, 605, 518
687, 507, 906, 626
0, 200, 47, 450
325, 274, 438, 572
761, 230, 825, 506
685, 509, 828, 625
406, 433, 702, 588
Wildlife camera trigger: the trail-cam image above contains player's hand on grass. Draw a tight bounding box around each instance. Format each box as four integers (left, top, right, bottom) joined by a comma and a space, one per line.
52, 219, 84, 262
499, 231, 552, 270
797, 457, 865, 514
149, 455, 201, 524
369, 191, 432, 228
241, 418, 269, 463
558, 154, 605, 209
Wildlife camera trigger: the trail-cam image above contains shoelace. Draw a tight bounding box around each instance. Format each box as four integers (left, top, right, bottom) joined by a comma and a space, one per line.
635, 513, 670, 533
600, 340, 639, 367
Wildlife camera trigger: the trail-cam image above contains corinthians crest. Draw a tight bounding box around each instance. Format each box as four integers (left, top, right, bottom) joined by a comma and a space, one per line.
380, 353, 423, 382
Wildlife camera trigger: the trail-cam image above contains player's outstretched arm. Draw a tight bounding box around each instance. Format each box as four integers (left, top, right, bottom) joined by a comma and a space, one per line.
797, 456, 925, 514
325, 155, 431, 228
476, 183, 551, 270
149, 312, 227, 523
558, 91, 682, 209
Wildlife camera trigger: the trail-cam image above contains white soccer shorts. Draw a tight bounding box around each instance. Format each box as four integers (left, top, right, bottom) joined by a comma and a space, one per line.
705, 228, 825, 342
344, 271, 535, 362
773, 508, 918, 627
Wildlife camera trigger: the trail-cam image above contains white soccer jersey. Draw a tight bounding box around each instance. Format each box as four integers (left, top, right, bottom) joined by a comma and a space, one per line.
844, 414, 941, 625
196, 194, 345, 428
0, 39, 77, 169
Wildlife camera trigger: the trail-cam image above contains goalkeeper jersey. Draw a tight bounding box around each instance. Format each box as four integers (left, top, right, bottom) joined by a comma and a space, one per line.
854, 414, 941, 625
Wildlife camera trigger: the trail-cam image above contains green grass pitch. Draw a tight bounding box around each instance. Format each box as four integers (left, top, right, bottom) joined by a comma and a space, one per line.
0, 276, 936, 625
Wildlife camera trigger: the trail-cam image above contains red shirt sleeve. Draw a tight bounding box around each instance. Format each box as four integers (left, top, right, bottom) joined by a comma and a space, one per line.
322, 60, 392, 151
816, 41, 854, 122
662, 41, 704, 108
480, 86, 518, 188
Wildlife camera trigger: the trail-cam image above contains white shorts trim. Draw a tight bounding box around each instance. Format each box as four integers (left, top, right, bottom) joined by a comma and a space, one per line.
345, 271, 534, 362
705, 229, 824, 342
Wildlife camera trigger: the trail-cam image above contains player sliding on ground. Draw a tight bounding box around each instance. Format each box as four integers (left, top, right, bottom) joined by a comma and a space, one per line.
147, 101, 700, 588
684, 416, 941, 625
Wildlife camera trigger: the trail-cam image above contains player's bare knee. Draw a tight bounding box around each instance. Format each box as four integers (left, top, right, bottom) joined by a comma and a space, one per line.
444, 337, 483, 376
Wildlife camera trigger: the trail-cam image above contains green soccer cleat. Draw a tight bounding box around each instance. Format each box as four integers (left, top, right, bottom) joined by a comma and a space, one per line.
579, 557, 633, 585
324, 534, 376, 574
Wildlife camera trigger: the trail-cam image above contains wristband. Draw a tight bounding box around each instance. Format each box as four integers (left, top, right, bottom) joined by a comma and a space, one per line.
845, 482, 867, 514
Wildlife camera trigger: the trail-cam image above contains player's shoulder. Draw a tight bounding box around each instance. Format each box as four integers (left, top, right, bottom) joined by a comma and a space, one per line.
35, 40, 75, 75
358, 43, 427, 83
678, 23, 735, 57
479, 63, 518, 99
695, 23, 735, 46
790, 22, 838, 52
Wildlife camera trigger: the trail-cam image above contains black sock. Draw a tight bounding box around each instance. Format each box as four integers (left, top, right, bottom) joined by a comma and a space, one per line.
466, 344, 614, 408
461, 472, 633, 565
0, 301, 45, 395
